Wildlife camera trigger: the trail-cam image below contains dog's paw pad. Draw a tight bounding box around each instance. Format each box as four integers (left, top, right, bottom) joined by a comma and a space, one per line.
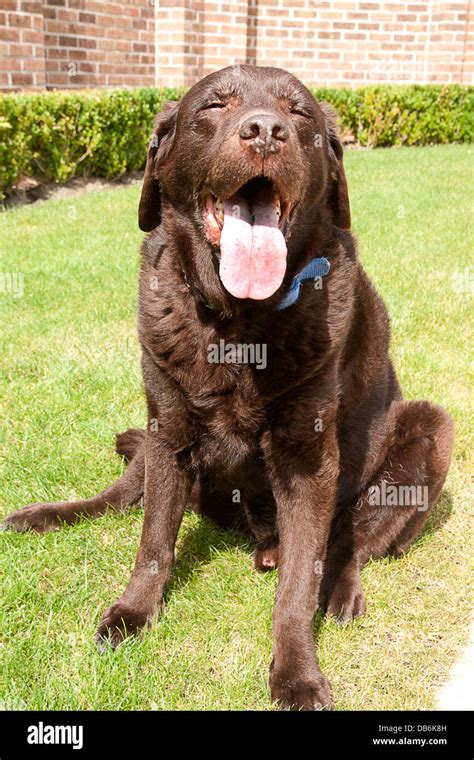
254, 545, 279, 572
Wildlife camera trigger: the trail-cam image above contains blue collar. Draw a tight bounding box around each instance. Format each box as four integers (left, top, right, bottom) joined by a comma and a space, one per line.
277, 256, 330, 310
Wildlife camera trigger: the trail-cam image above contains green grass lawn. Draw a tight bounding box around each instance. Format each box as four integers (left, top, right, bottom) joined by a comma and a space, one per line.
0, 144, 472, 711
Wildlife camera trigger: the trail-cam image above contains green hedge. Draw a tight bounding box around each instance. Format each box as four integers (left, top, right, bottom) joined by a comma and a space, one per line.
1, 84, 473, 199
314, 84, 474, 148
0, 87, 185, 199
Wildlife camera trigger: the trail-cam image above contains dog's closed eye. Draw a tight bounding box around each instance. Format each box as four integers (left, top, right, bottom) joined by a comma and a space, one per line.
289, 107, 312, 118
202, 102, 227, 110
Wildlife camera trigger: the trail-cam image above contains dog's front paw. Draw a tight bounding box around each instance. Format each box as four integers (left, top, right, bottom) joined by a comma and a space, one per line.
1, 503, 64, 533
95, 601, 153, 652
322, 566, 366, 623
270, 662, 333, 711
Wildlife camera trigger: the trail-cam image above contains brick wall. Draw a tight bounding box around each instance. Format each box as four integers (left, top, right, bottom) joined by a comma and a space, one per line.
157, 0, 473, 87
0, 1, 46, 89
1, 1, 473, 91
1, 0, 155, 90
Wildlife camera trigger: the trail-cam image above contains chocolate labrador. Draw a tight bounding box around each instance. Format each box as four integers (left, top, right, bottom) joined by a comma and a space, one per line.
2, 65, 454, 711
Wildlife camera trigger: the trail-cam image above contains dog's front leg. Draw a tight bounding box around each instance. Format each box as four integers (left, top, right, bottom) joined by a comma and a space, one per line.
264, 415, 339, 711
96, 427, 194, 650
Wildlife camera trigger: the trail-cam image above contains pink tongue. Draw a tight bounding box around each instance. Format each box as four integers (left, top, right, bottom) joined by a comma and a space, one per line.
219, 188, 287, 300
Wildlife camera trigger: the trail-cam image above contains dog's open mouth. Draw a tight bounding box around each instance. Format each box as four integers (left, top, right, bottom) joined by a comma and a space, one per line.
203, 177, 291, 300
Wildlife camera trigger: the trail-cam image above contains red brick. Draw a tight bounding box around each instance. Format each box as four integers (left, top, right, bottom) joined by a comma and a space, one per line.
78, 12, 96, 23
78, 37, 97, 49
11, 72, 35, 85
59, 35, 78, 47
7, 13, 32, 29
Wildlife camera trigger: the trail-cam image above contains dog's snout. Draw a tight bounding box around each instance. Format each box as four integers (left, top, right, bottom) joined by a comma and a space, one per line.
239, 113, 289, 154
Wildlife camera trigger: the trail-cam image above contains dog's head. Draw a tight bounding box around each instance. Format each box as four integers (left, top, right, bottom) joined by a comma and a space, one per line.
139, 65, 350, 301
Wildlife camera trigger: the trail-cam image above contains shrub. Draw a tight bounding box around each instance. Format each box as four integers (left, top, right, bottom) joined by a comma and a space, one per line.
314, 84, 474, 147
0, 87, 184, 199
0, 83, 472, 198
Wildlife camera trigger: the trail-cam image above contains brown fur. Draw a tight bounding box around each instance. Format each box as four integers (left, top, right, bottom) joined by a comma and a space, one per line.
2, 66, 454, 711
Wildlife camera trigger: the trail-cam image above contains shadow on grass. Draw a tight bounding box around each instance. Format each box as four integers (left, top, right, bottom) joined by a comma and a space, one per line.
165, 488, 453, 624
421, 488, 453, 537
310, 488, 453, 641
164, 513, 252, 602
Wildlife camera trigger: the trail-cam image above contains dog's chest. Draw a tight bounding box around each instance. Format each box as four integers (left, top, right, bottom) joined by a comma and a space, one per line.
188, 358, 267, 470
154, 316, 269, 467
142, 286, 331, 471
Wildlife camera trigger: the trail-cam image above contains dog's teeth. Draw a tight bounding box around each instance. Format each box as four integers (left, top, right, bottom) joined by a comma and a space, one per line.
214, 198, 224, 223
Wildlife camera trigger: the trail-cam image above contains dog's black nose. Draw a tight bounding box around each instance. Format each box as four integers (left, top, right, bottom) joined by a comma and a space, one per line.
239, 113, 289, 154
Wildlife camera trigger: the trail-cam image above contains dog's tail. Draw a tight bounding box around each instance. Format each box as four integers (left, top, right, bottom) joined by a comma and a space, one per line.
115, 427, 146, 462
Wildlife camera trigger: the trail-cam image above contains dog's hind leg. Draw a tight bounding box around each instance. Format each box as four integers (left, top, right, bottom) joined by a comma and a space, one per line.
320, 400, 454, 622
2, 442, 145, 534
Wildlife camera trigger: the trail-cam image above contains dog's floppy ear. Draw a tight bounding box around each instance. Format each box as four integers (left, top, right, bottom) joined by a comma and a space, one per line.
138, 100, 180, 232
320, 102, 351, 230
